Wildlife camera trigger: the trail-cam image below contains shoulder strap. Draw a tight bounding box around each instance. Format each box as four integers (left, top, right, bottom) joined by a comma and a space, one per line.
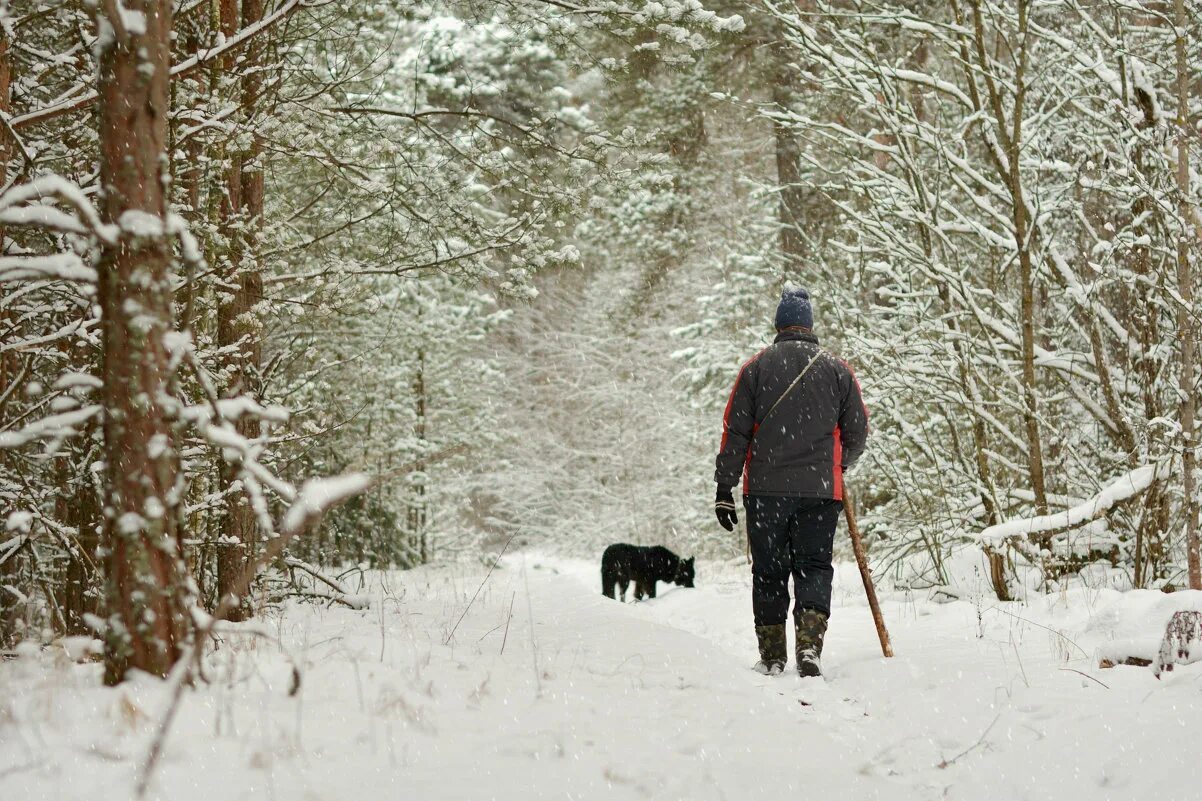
760, 348, 824, 427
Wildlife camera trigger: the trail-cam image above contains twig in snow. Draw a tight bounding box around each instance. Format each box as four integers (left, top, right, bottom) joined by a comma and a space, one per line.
1059, 667, 1110, 689
937, 713, 1000, 769
477, 621, 506, 642
1011, 641, 1030, 688
136, 621, 302, 797
135, 656, 194, 797
984, 605, 1089, 659
443, 531, 517, 645
500, 591, 516, 656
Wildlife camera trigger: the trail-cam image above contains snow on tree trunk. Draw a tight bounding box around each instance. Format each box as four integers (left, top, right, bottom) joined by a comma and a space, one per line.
95, 0, 192, 684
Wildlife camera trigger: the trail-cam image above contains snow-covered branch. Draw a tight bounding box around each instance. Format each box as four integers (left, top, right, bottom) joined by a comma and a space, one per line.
980, 461, 1175, 545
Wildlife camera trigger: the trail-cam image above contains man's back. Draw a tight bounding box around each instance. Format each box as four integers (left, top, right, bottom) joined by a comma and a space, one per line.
714, 328, 868, 500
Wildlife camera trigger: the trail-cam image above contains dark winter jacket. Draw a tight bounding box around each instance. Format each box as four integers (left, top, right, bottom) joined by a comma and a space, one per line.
714, 330, 869, 499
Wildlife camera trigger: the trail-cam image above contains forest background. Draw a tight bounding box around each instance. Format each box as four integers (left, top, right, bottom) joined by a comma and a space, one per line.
1, 0, 1200, 682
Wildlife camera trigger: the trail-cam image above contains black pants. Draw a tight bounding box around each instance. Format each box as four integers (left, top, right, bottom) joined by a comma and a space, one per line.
745, 495, 842, 625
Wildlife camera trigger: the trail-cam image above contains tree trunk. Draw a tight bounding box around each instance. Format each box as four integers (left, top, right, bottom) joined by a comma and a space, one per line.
59, 443, 101, 636
215, 0, 266, 620
1129, 37, 1168, 589
0, 17, 17, 646
96, 0, 191, 684
1173, 0, 1199, 590
961, 0, 1049, 518
767, 2, 813, 277
1008, 0, 1049, 517
772, 79, 806, 275
174, 14, 206, 331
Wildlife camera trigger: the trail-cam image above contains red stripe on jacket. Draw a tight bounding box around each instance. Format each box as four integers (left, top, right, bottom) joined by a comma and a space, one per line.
719, 348, 768, 451
833, 426, 843, 501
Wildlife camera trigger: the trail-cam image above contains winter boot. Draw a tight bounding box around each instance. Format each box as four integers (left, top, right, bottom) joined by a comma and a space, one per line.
795, 608, 828, 678
752, 624, 787, 676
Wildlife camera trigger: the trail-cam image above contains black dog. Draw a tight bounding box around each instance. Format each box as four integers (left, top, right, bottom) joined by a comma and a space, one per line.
601, 544, 695, 602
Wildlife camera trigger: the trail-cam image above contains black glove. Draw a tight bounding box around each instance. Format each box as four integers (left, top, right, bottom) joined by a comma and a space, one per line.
715, 485, 738, 532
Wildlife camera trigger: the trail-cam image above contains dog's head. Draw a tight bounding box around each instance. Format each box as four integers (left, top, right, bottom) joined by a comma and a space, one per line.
674, 557, 696, 588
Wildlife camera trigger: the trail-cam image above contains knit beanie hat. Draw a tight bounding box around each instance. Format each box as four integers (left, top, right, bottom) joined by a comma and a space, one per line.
774, 287, 813, 330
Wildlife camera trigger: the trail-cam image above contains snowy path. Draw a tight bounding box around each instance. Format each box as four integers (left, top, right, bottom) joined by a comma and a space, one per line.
4, 554, 1201, 801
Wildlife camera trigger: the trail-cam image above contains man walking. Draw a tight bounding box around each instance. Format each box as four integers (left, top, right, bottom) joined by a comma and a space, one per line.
714, 288, 869, 678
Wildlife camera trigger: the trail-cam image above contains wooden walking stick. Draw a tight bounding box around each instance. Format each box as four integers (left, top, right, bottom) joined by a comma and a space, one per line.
844, 489, 894, 658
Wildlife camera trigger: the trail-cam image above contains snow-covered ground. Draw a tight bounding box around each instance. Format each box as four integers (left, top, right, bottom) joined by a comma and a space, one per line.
3, 554, 1201, 801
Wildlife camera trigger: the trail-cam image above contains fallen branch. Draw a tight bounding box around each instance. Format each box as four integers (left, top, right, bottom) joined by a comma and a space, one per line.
979, 461, 1174, 545
283, 589, 370, 609
1098, 655, 1153, 669
283, 557, 369, 608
